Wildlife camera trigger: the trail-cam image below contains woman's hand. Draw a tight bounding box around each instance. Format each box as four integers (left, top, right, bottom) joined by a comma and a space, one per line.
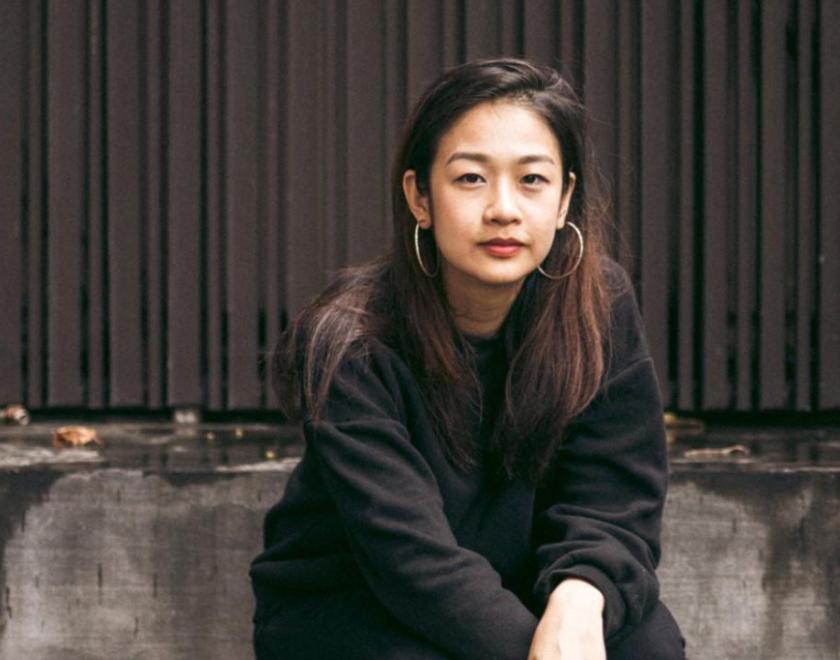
527, 578, 606, 660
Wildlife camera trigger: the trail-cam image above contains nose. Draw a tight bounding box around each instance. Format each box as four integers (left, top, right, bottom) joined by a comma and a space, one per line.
483, 179, 520, 225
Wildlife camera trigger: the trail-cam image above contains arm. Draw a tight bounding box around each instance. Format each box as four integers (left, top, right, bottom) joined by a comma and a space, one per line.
532, 276, 667, 643
306, 348, 538, 659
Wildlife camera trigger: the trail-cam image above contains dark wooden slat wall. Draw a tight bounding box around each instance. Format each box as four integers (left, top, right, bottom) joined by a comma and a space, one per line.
795, 0, 814, 412
284, 2, 326, 318
346, 0, 387, 266
46, 1, 86, 405
820, 0, 840, 408
167, 0, 203, 406
224, 0, 262, 408
735, 0, 757, 410
701, 0, 732, 409
262, 0, 285, 410
640, 0, 675, 407
0, 0, 24, 404
144, 0, 165, 409
759, 0, 789, 409
87, 0, 106, 408
1, 0, 837, 414
24, 0, 46, 409
206, 0, 224, 409
616, 2, 636, 278
107, 0, 144, 406
676, 0, 697, 412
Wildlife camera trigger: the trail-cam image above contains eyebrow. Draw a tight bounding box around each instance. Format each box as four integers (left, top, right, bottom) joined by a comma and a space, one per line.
444, 151, 557, 166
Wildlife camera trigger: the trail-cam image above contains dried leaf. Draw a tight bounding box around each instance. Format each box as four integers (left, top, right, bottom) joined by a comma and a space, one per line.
53, 426, 102, 449
2, 404, 30, 426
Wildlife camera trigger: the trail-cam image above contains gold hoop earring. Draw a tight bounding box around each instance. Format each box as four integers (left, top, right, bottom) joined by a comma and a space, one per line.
537, 221, 584, 280
414, 222, 439, 277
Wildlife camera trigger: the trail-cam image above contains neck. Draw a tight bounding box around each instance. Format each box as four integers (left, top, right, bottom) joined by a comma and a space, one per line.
444, 275, 522, 338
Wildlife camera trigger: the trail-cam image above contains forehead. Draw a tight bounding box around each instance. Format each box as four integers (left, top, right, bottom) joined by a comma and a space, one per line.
435, 100, 562, 164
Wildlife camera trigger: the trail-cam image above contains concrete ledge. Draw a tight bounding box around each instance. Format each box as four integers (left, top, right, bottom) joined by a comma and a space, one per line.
660, 469, 840, 660
1, 423, 838, 659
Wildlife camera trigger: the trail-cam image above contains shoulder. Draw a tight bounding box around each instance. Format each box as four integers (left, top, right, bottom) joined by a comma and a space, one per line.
307, 334, 417, 423
597, 257, 651, 380
599, 255, 633, 299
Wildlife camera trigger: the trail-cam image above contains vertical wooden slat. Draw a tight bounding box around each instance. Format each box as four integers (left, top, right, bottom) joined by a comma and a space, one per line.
464, 0, 501, 61
144, 0, 164, 408
0, 0, 24, 402
583, 1, 617, 242
206, 0, 223, 409
406, 0, 443, 105
819, 0, 840, 408
167, 0, 203, 406
26, 0, 45, 408
383, 0, 404, 242
701, 0, 730, 408
224, 0, 261, 408
107, 0, 144, 405
322, 0, 345, 273
285, 2, 328, 316
86, 0, 105, 408
263, 0, 285, 409
522, 0, 557, 67
676, 0, 696, 410
758, 0, 788, 408
498, 0, 518, 55
640, 0, 673, 404
441, 0, 461, 67
256, 0, 267, 406
735, 0, 758, 410
796, 0, 815, 410
558, 0, 582, 86
346, 0, 386, 266
47, 0, 85, 405
615, 0, 638, 267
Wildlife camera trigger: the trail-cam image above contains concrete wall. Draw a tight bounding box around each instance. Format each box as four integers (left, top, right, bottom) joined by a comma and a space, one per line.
1, 425, 838, 659
0, 467, 286, 659
660, 469, 840, 660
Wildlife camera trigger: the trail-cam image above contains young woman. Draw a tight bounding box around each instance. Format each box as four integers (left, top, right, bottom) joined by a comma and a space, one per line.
250, 58, 685, 659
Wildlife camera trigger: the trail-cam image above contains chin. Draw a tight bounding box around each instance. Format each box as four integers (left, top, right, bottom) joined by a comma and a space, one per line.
473, 270, 531, 289
443, 261, 535, 292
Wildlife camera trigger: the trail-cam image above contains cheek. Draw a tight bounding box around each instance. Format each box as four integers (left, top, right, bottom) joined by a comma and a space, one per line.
430, 195, 473, 243
533, 228, 556, 257
434, 221, 473, 260
531, 206, 562, 254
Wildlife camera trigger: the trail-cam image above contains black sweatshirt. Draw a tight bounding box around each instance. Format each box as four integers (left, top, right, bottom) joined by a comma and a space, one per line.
250, 263, 667, 659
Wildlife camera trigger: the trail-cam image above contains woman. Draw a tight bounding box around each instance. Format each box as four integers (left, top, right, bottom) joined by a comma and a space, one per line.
251, 58, 685, 659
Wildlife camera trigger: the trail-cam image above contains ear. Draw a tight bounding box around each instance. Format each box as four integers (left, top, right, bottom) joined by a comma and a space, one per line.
557, 171, 577, 229
402, 170, 432, 228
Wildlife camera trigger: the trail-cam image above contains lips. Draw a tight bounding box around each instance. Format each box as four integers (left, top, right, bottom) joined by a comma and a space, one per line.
481, 238, 523, 247
479, 237, 524, 257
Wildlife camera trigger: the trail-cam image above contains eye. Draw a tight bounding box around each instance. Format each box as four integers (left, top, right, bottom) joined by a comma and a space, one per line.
455, 173, 484, 185
522, 173, 549, 186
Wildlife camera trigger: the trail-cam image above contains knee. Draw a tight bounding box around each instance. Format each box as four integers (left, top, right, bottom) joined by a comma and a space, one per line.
607, 601, 685, 660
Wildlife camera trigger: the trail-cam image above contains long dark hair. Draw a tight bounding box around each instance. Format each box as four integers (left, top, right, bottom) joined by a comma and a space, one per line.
274, 58, 615, 483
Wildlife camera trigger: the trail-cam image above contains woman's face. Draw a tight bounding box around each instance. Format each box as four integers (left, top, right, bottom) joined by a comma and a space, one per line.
403, 100, 576, 305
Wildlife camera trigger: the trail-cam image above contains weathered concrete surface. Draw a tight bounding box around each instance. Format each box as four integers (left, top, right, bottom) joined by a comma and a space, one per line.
0, 423, 299, 660
659, 470, 840, 660
1, 469, 290, 660
0, 423, 838, 659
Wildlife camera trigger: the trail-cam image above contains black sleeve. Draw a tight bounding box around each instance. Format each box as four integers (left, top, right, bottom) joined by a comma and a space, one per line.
305, 348, 538, 659
531, 268, 667, 641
